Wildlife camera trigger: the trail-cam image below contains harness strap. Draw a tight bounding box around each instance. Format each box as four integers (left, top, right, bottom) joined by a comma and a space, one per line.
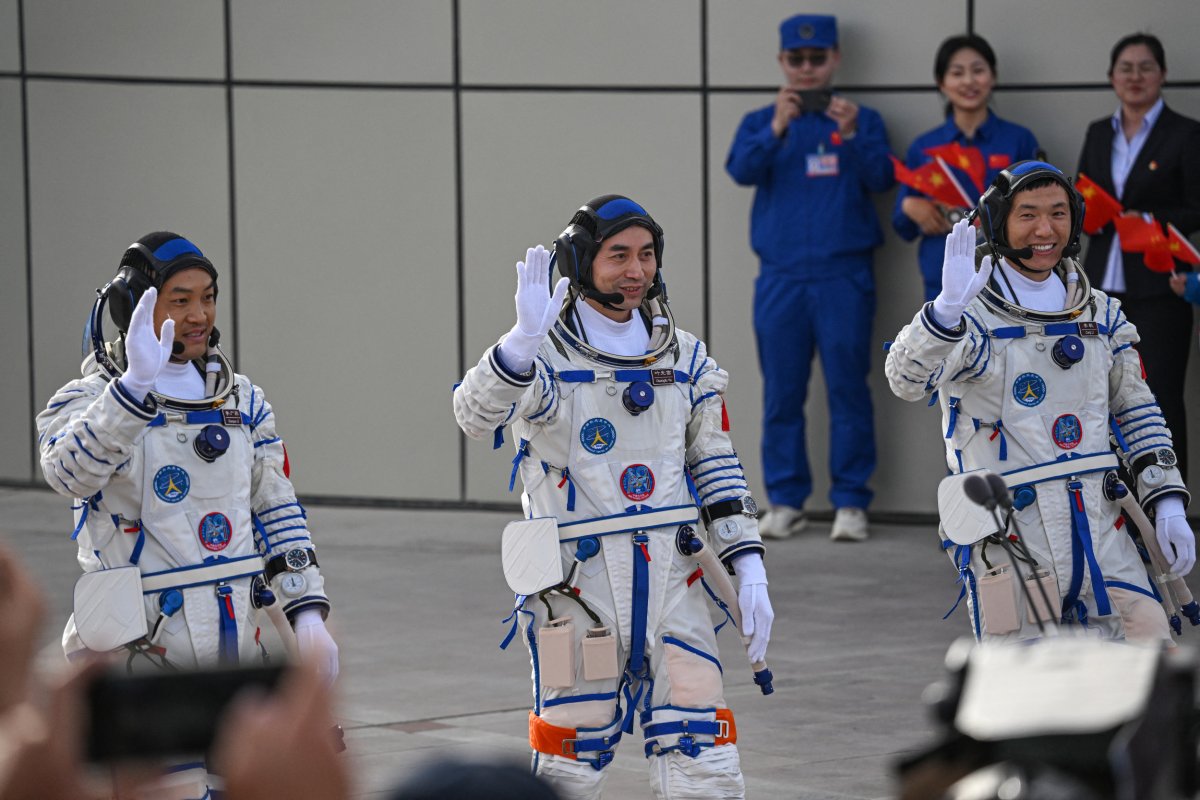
528, 711, 620, 770
1065, 480, 1112, 618
1000, 452, 1119, 488
990, 322, 1110, 339
141, 554, 265, 594
557, 505, 699, 542
554, 369, 692, 385
147, 410, 251, 427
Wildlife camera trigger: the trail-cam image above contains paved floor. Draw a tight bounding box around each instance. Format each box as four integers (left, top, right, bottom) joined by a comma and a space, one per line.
6, 486, 1194, 799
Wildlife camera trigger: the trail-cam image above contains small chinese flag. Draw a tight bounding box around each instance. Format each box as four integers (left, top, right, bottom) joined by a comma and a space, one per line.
1114, 216, 1175, 273
1075, 174, 1123, 235
1167, 223, 1200, 265
891, 155, 975, 209
924, 142, 986, 194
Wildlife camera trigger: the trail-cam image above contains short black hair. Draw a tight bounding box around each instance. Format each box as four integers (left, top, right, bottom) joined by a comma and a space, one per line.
1108, 33, 1166, 76
934, 34, 997, 84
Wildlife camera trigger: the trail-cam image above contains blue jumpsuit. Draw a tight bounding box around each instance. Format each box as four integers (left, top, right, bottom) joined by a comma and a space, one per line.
892, 111, 1039, 300
726, 100, 894, 511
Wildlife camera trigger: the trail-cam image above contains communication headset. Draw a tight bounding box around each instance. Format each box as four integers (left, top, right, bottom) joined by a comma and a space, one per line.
553, 195, 667, 309
102, 234, 218, 333
973, 160, 1085, 265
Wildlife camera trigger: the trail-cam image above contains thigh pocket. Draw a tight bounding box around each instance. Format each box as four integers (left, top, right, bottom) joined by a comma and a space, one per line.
662, 636, 723, 708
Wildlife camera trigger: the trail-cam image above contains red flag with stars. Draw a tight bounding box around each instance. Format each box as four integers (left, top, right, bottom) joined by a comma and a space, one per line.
1075, 173, 1124, 235
1167, 223, 1200, 266
890, 155, 974, 209
1114, 215, 1176, 273
923, 142, 986, 194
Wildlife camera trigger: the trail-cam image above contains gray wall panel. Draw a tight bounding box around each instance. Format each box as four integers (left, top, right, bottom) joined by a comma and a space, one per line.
231, 0, 452, 83
460, 91, 703, 502
23, 0, 223, 78
233, 87, 458, 499
977, 0, 1200, 85
459, 0, 700, 86
26, 81, 231, 424
0, 0, 18, 72
0, 79, 30, 480
708, 0, 967, 87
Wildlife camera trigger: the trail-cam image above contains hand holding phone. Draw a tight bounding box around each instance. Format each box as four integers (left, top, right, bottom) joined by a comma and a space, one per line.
85, 664, 287, 762
796, 89, 832, 113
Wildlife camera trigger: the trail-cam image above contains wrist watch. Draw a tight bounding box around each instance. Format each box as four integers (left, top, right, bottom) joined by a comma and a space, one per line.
264, 547, 319, 584
700, 495, 759, 527
1133, 449, 1177, 488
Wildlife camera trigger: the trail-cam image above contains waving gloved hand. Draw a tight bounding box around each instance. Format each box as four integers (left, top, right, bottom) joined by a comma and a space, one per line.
117, 287, 175, 403
931, 217, 994, 329
293, 609, 339, 684
1155, 495, 1196, 577
733, 552, 773, 664
498, 245, 569, 374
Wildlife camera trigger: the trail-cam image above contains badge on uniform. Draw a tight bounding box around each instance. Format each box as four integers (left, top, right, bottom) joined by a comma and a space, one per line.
198, 512, 232, 551
1012, 373, 1047, 407
1077, 322, 1099, 337
650, 369, 675, 386
1052, 414, 1082, 450
620, 464, 655, 502
580, 418, 616, 455
153, 465, 190, 503
988, 153, 1012, 170
806, 153, 839, 178
222, 409, 243, 426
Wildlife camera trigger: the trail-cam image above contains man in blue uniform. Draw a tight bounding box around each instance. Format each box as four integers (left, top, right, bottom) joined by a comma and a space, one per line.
726, 13, 895, 542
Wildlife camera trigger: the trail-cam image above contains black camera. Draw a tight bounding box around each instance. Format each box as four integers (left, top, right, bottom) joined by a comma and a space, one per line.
897, 638, 1198, 799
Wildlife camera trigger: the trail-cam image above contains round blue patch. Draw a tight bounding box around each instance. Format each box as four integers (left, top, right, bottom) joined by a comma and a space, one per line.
153, 465, 190, 503
198, 512, 232, 552
620, 464, 655, 501
1012, 373, 1047, 407
580, 418, 617, 455
1052, 414, 1082, 450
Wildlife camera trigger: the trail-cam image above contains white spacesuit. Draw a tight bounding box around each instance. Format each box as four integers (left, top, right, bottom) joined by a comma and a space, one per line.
886, 162, 1193, 643
36, 232, 335, 799
454, 197, 770, 800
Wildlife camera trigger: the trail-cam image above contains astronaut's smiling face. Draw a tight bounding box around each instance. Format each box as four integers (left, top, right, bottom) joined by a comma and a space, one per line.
588, 225, 658, 322
153, 268, 216, 362
1004, 182, 1072, 280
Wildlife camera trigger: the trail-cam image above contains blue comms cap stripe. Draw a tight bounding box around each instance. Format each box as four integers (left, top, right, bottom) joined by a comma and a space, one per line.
1010, 160, 1063, 177
595, 198, 647, 220
153, 238, 205, 261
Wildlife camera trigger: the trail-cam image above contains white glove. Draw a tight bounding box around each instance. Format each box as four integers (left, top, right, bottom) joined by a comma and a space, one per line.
117, 287, 175, 402
733, 552, 773, 664
1155, 495, 1195, 577
498, 245, 569, 374
293, 609, 339, 684
931, 217, 994, 329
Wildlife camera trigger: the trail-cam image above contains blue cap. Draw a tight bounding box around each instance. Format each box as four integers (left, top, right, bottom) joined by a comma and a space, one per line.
780, 14, 837, 51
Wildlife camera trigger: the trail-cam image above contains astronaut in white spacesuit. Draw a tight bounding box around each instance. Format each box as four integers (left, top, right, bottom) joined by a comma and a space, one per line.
454, 196, 773, 799
37, 232, 338, 797
885, 161, 1194, 644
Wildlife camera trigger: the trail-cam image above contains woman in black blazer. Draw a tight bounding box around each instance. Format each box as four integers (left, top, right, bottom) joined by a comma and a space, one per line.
1077, 33, 1200, 480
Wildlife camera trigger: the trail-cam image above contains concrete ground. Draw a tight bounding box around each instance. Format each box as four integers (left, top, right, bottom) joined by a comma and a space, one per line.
6, 486, 1194, 799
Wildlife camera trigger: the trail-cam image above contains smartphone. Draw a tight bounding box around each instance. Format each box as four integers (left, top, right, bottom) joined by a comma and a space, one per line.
797, 89, 832, 113
85, 664, 286, 762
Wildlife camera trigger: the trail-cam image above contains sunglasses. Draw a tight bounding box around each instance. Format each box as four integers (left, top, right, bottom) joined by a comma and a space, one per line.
785, 51, 829, 68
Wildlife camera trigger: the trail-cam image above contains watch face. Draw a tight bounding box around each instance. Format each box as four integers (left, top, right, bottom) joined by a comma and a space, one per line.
1142, 465, 1166, 487
284, 548, 311, 571
741, 496, 759, 517
716, 518, 741, 542
280, 572, 307, 597
1158, 449, 1178, 468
